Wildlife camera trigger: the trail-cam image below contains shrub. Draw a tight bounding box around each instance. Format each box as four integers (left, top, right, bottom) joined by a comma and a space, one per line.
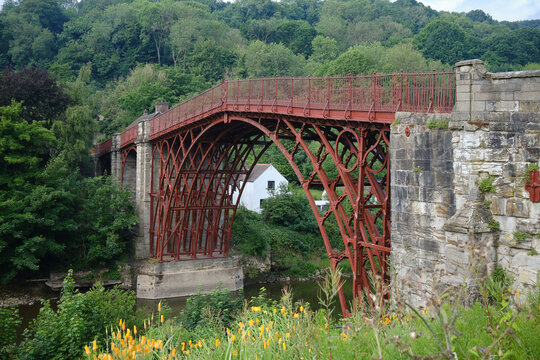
478, 176, 496, 193
426, 118, 449, 129
179, 285, 243, 331
262, 184, 318, 235
0, 307, 21, 358
513, 231, 529, 244
18, 271, 137, 359
231, 207, 269, 258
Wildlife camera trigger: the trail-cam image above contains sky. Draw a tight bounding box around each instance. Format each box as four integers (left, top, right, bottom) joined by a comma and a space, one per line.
0, 0, 539, 22
414, 0, 540, 21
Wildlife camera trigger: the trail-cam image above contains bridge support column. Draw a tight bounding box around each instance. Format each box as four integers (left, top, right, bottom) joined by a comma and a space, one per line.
134, 120, 152, 258
391, 60, 540, 306
111, 134, 122, 180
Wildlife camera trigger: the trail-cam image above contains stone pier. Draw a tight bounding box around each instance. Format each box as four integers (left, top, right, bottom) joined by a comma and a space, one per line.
391, 60, 540, 306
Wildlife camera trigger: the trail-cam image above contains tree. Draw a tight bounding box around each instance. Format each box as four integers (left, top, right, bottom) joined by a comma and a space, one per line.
414, 20, 469, 65
310, 35, 340, 64
0, 102, 56, 190
0, 67, 70, 127
52, 105, 97, 172
275, 20, 317, 56
187, 40, 237, 82
324, 46, 370, 75
261, 183, 318, 234
243, 40, 307, 77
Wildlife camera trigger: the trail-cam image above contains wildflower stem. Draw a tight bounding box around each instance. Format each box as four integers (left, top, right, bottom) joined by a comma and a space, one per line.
404, 301, 446, 353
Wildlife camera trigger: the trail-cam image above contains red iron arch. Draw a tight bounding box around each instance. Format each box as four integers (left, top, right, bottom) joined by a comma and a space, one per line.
150, 114, 391, 315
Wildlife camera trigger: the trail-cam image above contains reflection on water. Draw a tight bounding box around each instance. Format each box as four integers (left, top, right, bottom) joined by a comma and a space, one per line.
138, 279, 353, 318
17, 278, 353, 342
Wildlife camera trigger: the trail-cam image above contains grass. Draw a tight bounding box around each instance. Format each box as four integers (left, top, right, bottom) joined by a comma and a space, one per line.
426, 118, 449, 129
292, 187, 324, 200
82, 273, 539, 360
514, 231, 530, 244
479, 176, 496, 193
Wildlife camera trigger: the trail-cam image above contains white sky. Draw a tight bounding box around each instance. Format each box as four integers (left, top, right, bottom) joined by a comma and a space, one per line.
417, 0, 540, 21
0, 0, 539, 22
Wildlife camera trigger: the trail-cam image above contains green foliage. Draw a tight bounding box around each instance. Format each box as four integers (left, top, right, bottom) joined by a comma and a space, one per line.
513, 231, 530, 244
0, 153, 137, 282
231, 206, 269, 258
262, 184, 318, 235
426, 118, 449, 129
0, 101, 56, 189
413, 167, 422, 173
527, 163, 539, 173
483, 266, 513, 305
76, 176, 138, 267
528, 248, 538, 256
52, 104, 98, 171
488, 220, 500, 230
324, 47, 370, 76
18, 271, 137, 360
478, 176, 496, 193
523, 63, 540, 70
414, 20, 470, 65
179, 285, 243, 330
0, 306, 21, 358
243, 40, 307, 78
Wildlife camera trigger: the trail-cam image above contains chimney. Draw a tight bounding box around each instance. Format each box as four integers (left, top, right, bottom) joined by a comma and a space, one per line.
155, 101, 169, 114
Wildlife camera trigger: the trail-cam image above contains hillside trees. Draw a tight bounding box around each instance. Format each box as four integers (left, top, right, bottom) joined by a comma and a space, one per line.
0, 67, 70, 126
0, 68, 137, 282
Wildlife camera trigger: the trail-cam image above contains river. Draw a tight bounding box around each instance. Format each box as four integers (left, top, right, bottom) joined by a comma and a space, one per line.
15, 278, 352, 341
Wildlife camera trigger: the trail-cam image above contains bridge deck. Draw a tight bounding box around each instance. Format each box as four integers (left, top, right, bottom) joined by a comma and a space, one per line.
96, 71, 455, 154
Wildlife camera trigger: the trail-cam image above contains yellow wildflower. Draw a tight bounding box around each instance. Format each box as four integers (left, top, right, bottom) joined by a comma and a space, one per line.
232, 349, 238, 356
133, 325, 137, 335
215, 339, 220, 347
283, 342, 287, 351
294, 313, 299, 319
252, 306, 261, 312
93, 340, 97, 351
158, 301, 162, 312
248, 319, 254, 327
160, 314, 164, 323
84, 345, 91, 355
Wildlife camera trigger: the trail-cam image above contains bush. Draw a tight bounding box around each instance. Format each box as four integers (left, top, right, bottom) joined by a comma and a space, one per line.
18, 271, 137, 359
0, 306, 21, 358
231, 207, 269, 258
262, 184, 318, 234
179, 285, 243, 331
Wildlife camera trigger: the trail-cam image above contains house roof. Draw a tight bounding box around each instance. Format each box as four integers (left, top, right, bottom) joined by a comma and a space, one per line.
247, 164, 272, 182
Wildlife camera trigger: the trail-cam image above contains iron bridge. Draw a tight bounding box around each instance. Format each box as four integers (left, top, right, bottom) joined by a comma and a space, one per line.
95, 72, 456, 314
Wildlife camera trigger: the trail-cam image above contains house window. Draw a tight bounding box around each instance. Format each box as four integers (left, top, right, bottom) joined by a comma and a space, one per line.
267, 180, 275, 190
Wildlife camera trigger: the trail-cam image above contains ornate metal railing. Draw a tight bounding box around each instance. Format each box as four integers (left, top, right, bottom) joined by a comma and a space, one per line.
95, 71, 455, 151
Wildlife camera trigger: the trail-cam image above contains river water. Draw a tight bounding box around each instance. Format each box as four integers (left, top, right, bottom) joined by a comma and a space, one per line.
15, 278, 352, 341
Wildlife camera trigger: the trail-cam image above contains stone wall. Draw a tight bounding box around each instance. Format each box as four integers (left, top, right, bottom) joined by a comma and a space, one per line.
391, 60, 540, 306
390, 112, 455, 305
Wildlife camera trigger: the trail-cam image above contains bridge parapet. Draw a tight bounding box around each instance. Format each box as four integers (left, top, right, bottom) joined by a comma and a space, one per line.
149, 72, 455, 141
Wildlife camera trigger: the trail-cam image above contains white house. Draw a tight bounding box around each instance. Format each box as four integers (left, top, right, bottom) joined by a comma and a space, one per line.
234, 164, 288, 213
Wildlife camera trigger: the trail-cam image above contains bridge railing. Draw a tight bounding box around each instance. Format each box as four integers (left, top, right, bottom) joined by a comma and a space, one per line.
134, 71, 455, 146
120, 123, 138, 147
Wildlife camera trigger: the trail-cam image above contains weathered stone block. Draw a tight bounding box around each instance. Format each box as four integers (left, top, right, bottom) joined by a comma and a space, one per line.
519, 101, 540, 112
506, 199, 529, 218
486, 100, 519, 112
